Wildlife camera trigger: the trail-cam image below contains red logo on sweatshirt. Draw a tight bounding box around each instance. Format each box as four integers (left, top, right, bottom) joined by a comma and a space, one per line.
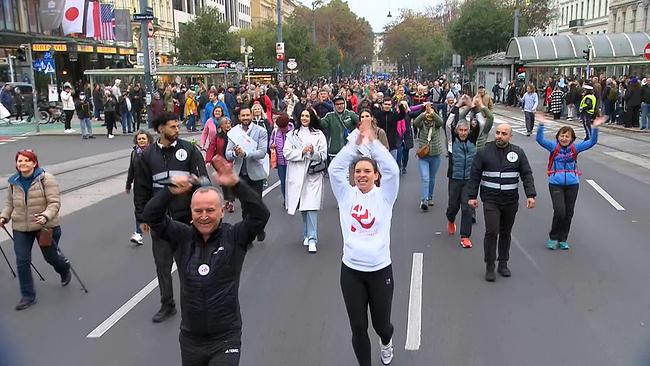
350, 204, 376, 232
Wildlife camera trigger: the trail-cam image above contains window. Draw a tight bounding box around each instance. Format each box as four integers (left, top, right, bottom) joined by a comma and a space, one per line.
586, 0, 589, 19
562, 7, 565, 24
581, 1, 584, 19
2, 0, 16, 30
597, 0, 601, 17
633, 9, 637, 24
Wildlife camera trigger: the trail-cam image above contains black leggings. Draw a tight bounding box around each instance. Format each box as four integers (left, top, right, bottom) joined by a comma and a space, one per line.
340, 263, 394, 366
105, 111, 116, 135
548, 183, 579, 242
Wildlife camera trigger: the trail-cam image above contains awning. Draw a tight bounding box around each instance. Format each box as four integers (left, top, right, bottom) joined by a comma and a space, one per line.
83, 65, 229, 76
505, 32, 650, 61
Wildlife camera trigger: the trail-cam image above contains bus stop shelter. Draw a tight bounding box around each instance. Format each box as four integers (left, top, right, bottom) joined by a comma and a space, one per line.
505, 32, 650, 87
84, 65, 240, 88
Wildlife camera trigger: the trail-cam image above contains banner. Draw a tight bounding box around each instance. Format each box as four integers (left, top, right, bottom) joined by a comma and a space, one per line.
113, 9, 132, 42
39, 0, 65, 31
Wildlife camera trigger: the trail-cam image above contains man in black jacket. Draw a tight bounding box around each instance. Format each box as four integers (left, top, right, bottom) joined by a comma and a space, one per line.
134, 112, 209, 323
143, 156, 269, 366
467, 124, 536, 282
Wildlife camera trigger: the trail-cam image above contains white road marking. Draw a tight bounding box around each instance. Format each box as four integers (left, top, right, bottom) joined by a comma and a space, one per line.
87, 263, 178, 338
603, 151, 650, 170
405, 253, 423, 351
0, 142, 6, 145
511, 236, 542, 273
586, 179, 625, 211
262, 180, 280, 197
87, 179, 281, 339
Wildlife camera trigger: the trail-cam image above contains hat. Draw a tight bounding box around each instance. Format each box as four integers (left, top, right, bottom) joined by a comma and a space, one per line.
583, 84, 593, 90
333, 95, 345, 103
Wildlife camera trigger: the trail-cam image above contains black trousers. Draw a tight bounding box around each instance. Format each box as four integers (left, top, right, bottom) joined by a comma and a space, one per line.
179, 332, 241, 366
105, 111, 116, 135
64, 110, 74, 130
548, 184, 579, 242
151, 230, 175, 308
446, 179, 472, 238
483, 202, 518, 265
239, 175, 263, 219
340, 263, 394, 366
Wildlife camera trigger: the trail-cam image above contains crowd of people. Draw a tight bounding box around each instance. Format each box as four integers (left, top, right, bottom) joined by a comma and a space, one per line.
0, 73, 614, 366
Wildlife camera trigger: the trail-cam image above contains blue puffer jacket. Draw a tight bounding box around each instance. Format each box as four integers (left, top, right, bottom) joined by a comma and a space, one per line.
450, 138, 476, 180
536, 124, 598, 185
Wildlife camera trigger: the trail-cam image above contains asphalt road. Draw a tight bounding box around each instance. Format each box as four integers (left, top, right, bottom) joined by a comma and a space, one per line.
0, 125, 649, 366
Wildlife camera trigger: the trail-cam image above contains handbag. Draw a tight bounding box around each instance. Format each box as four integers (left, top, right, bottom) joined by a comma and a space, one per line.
37, 227, 53, 248
308, 159, 327, 175
416, 125, 433, 158
270, 148, 277, 169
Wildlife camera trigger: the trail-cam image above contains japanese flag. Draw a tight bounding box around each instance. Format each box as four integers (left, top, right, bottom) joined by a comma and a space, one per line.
62, 0, 85, 35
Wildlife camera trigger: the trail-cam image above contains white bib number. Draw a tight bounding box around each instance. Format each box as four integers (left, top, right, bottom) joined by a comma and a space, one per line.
507, 152, 519, 163
176, 148, 188, 161
198, 264, 210, 276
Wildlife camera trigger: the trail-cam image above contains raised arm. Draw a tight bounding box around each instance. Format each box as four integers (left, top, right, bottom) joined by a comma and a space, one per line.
328, 142, 358, 203
234, 181, 271, 248
370, 140, 400, 205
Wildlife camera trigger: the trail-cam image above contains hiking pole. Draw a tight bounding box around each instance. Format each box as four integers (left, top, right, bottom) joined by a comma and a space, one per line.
0, 241, 16, 278
2, 226, 45, 281
60, 253, 88, 294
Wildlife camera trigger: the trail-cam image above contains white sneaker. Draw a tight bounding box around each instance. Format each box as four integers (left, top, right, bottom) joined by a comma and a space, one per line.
303, 238, 309, 246
108, 134, 115, 139
380, 339, 394, 365
64, 129, 71, 133
308, 241, 317, 253
68, 129, 76, 133
130, 232, 143, 245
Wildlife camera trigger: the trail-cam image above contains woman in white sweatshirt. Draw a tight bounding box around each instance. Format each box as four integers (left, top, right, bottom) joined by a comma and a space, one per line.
328, 119, 400, 366
283, 108, 327, 253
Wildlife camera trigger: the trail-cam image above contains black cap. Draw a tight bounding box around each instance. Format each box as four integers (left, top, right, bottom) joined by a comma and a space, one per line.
333, 95, 345, 103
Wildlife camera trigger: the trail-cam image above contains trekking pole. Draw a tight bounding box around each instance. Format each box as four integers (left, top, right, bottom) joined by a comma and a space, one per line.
2, 226, 45, 281
0, 242, 16, 278
60, 253, 89, 294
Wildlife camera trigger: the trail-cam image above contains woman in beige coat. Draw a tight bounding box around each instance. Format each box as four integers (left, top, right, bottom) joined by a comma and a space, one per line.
0, 149, 70, 310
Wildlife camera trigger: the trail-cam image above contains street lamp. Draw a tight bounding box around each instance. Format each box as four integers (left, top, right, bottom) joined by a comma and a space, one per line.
387, 11, 392, 18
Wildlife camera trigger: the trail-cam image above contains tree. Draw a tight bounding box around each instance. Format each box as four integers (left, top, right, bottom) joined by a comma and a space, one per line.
502, 0, 553, 34
173, 8, 239, 64
447, 0, 517, 57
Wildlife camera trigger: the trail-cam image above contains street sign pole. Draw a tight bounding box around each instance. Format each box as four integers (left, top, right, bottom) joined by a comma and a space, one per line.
24, 43, 39, 132
276, 0, 284, 82
139, 0, 153, 128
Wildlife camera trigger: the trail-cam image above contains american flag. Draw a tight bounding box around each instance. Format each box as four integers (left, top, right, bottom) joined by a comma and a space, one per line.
99, 4, 115, 40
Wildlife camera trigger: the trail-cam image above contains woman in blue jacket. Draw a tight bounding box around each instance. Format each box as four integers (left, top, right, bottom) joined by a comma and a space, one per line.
535, 113, 605, 250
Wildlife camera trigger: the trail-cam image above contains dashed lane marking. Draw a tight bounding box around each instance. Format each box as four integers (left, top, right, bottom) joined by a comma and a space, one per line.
586, 179, 626, 211
405, 253, 423, 351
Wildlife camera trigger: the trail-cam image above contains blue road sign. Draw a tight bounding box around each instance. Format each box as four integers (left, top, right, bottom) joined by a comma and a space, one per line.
44, 52, 53, 60
43, 59, 56, 74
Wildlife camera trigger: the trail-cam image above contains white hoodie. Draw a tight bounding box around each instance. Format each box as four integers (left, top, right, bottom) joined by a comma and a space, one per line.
328, 139, 400, 272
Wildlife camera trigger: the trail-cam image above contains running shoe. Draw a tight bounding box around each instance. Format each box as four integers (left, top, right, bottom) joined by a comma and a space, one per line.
303, 238, 309, 246
546, 239, 557, 250
308, 241, 317, 253
380, 338, 394, 365
447, 221, 456, 235
460, 238, 472, 248
419, 200, 428, 211
130, 232, 143, 245
427, 197, 434, 206
559, 241, 570, 250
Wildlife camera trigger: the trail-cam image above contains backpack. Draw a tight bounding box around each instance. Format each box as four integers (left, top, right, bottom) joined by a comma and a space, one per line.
547, 143, 579, 176
608, 87, 618, 102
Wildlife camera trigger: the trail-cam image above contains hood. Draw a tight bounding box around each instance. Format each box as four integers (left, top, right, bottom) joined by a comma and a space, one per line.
9, 167, 45, 185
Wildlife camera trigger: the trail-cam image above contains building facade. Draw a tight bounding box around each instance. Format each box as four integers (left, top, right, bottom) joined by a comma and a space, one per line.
543, 0, 609, 35
173, 0, 251, 34
371, 33, 397, 75
608, 0, 650, 33
250, 0, 298, 27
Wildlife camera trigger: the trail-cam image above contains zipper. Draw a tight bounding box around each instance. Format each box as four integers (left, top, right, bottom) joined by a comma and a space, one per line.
200, 242, 208, 332
461, 142, 467, 180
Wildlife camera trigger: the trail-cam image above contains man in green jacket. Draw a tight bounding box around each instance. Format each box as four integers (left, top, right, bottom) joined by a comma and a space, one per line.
320, 95, 359, 160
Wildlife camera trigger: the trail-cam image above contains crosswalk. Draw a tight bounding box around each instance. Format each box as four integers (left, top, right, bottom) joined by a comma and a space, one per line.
0, 136, 28, 145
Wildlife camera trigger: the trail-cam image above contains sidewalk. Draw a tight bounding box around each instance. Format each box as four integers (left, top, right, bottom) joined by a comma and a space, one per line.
0, 116, 108, 137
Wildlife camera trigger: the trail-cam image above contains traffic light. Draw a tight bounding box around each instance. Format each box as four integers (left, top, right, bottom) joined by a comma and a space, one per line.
582, 46, 593, 62
248, 55, 254, 65
15, 48, 26, 61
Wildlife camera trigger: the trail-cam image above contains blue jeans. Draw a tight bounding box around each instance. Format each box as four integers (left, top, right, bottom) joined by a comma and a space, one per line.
121, 112, 133, 133
641, 103, 650, 129
390, 149, 399, 165
13, 226, 68, 300
79, 117, 92, 137
417, 154, 442, 200
301, 210, 318, 244
186, 115, 196, 130
395, 142, 410, 170
135, 220, 143, 235
277, 164, 287, 199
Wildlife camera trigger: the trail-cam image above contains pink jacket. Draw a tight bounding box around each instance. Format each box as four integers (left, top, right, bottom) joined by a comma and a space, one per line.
200, 118, 219, 161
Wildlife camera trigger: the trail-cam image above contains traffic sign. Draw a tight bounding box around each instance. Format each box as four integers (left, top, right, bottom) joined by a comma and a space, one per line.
44, 51, 53, 60
148, 39, 157, 76
146, 21, 155, 37
286, 58, 297, 70
275, 42, 284, 54
644, 42, 650, 60
133, 13, 155, 21
43, 60, 55, 74
235, 61, 245, 73
276, 53, 284, 61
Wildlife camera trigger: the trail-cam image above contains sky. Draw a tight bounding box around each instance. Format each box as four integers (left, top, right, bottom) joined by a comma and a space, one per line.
294, 0, 432, 33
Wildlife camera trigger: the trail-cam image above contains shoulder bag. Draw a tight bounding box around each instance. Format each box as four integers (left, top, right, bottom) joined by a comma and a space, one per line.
416, 125, 433, 158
